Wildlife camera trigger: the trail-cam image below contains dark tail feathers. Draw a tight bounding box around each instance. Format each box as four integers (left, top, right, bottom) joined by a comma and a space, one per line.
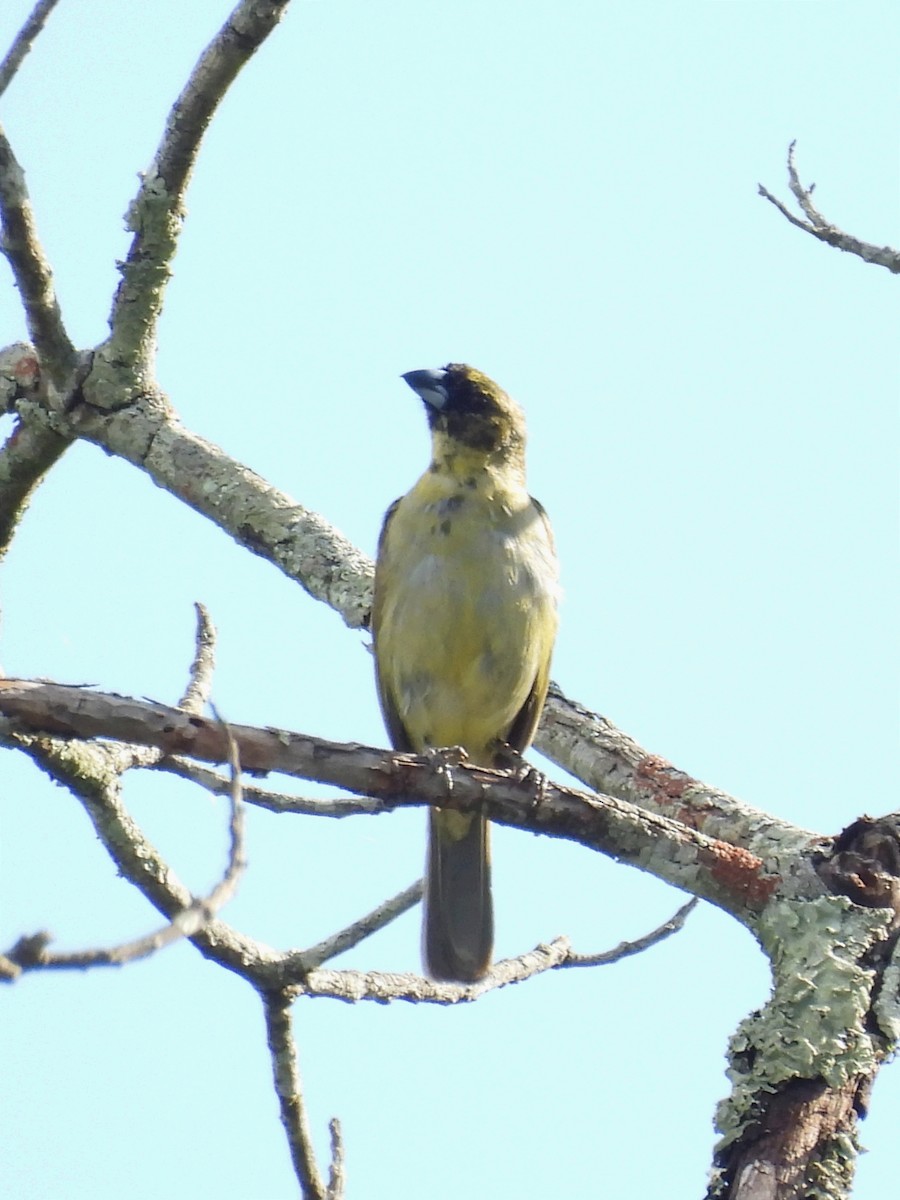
423, 809, 493, 982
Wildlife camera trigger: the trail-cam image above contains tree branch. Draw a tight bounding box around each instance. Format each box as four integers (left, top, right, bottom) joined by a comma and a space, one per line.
8, 724, 273, 978
708, 895, 895, 1199
262, 990, 343, 1200
155, 754, 385, 817
0, 336, 852, 864
3, 709, 246, 981
0, 130, 77, 387
0, 0, 63, 98
0, 342, 69, 557
0, 678, 707, 1006
295, 937, 606, 1004
296, 880, 424, 971
0, 678, 814, 922
95, 0, 294, 403
2, 720, 247, 974
19, 385, 373, 626
759, 141, 900, 273
560, 896, 697, 967
179, 601, 218, 713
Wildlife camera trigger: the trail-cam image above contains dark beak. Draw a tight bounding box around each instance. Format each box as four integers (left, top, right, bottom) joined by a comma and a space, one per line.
402, 368, 449, 410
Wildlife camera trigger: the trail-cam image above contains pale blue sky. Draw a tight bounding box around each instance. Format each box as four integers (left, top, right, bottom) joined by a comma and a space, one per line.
1, 2, 897, 1197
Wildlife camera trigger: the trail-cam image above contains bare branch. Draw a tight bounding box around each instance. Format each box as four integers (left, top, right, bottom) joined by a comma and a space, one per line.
326, 1120, 345, 1200
298, 908, 700, 1004
3, 710, 246, 980
0, 342, 69, 558
759, 141, 900, 273
1, 688, 724, 1018
99, 0, 294, 393
0, 126, 78, 386
38, 385, 373, 626
202, 711, 247, 914
302, 938, 576, 1004
155, 755, 385, 817
5, 914, 199, 974
6, 711, 407, 994
263, 991, 342, 1200
560, 897, 698, 968
7, 722, 270, 977
0, 0, 63, 98
0, 678, 803, 921
179, 602, 217, 714
537, 685, 819, 867
0, 718, 604, 998
291, 880, 424, 971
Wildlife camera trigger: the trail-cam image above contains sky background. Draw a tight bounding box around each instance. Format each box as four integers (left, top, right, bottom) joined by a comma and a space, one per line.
1, 2, 897, 1197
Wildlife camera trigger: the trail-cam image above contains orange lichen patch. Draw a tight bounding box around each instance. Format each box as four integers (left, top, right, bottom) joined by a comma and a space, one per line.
13, 352, 40, 387
707, 841, 779, 909
674, 804, 707, 831
635, 755, 695, 804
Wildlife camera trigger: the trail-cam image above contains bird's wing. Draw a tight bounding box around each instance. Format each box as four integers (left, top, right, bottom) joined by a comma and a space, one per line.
372, 497, 416, 753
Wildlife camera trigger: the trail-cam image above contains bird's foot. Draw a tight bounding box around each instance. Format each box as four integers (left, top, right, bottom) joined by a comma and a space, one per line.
495, 744, 549, 812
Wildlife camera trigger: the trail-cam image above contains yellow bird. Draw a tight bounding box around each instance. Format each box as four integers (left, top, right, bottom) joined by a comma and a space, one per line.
372, 364, 559, 982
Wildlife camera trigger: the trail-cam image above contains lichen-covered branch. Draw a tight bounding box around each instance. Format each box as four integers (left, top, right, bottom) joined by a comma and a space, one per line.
6, 710, 894, 1197
0, 339, 841, 862
178, 601, 218, 713
1, 697, 703, 1022
262, 991, 344, 1200
0, 677, 797, 920
708, 896, 896, 1200
538, 685, 819, 870
96, 0, 294, 404
0, 130, 77, 387
2, 725, 245, 978
0, 343, 69, 556
11, 384, 372, 626
759, 142, 900, 274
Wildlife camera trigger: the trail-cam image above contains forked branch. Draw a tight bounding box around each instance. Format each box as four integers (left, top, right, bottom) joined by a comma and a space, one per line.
759, 141, 900, 273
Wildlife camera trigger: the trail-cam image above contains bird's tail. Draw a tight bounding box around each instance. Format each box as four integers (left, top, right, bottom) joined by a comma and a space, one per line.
424, 809, 493, 982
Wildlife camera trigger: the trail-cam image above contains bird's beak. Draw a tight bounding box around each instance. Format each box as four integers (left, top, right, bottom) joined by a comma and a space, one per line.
402, 368, 449, 410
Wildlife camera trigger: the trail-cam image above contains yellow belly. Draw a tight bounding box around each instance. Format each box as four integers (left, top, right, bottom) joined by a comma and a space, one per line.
373, 474, 558, 763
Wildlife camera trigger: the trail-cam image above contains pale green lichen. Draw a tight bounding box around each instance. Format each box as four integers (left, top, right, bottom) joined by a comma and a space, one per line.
874, 942, 900, 1043
714, 896, 893, 1156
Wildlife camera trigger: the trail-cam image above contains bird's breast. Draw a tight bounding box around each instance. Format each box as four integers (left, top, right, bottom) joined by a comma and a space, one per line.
374, 480, 559, 757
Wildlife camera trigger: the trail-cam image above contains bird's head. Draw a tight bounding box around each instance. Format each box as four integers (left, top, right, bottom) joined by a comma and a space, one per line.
402, 363, 527, 475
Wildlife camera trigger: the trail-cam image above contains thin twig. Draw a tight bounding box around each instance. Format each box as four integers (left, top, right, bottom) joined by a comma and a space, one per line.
785, 140, 826, 227
297, 909, 698, 1005
288, 880, 423, 972
559, 897, 698, 967
0, 0, 63, 98
326, 1120, 345, 1199
758, 141, 900, 274
154, 755, 386, 817
262, 990, 338, 1200
0, 343, 69, 558
179, 602, 217, 714
101, 0, 294, 383
0, 125, 78, 386
202, 709, 247, 913
3, 711, 246, 978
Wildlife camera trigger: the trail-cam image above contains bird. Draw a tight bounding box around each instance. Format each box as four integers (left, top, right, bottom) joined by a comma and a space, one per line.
372, 363, 559, 982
